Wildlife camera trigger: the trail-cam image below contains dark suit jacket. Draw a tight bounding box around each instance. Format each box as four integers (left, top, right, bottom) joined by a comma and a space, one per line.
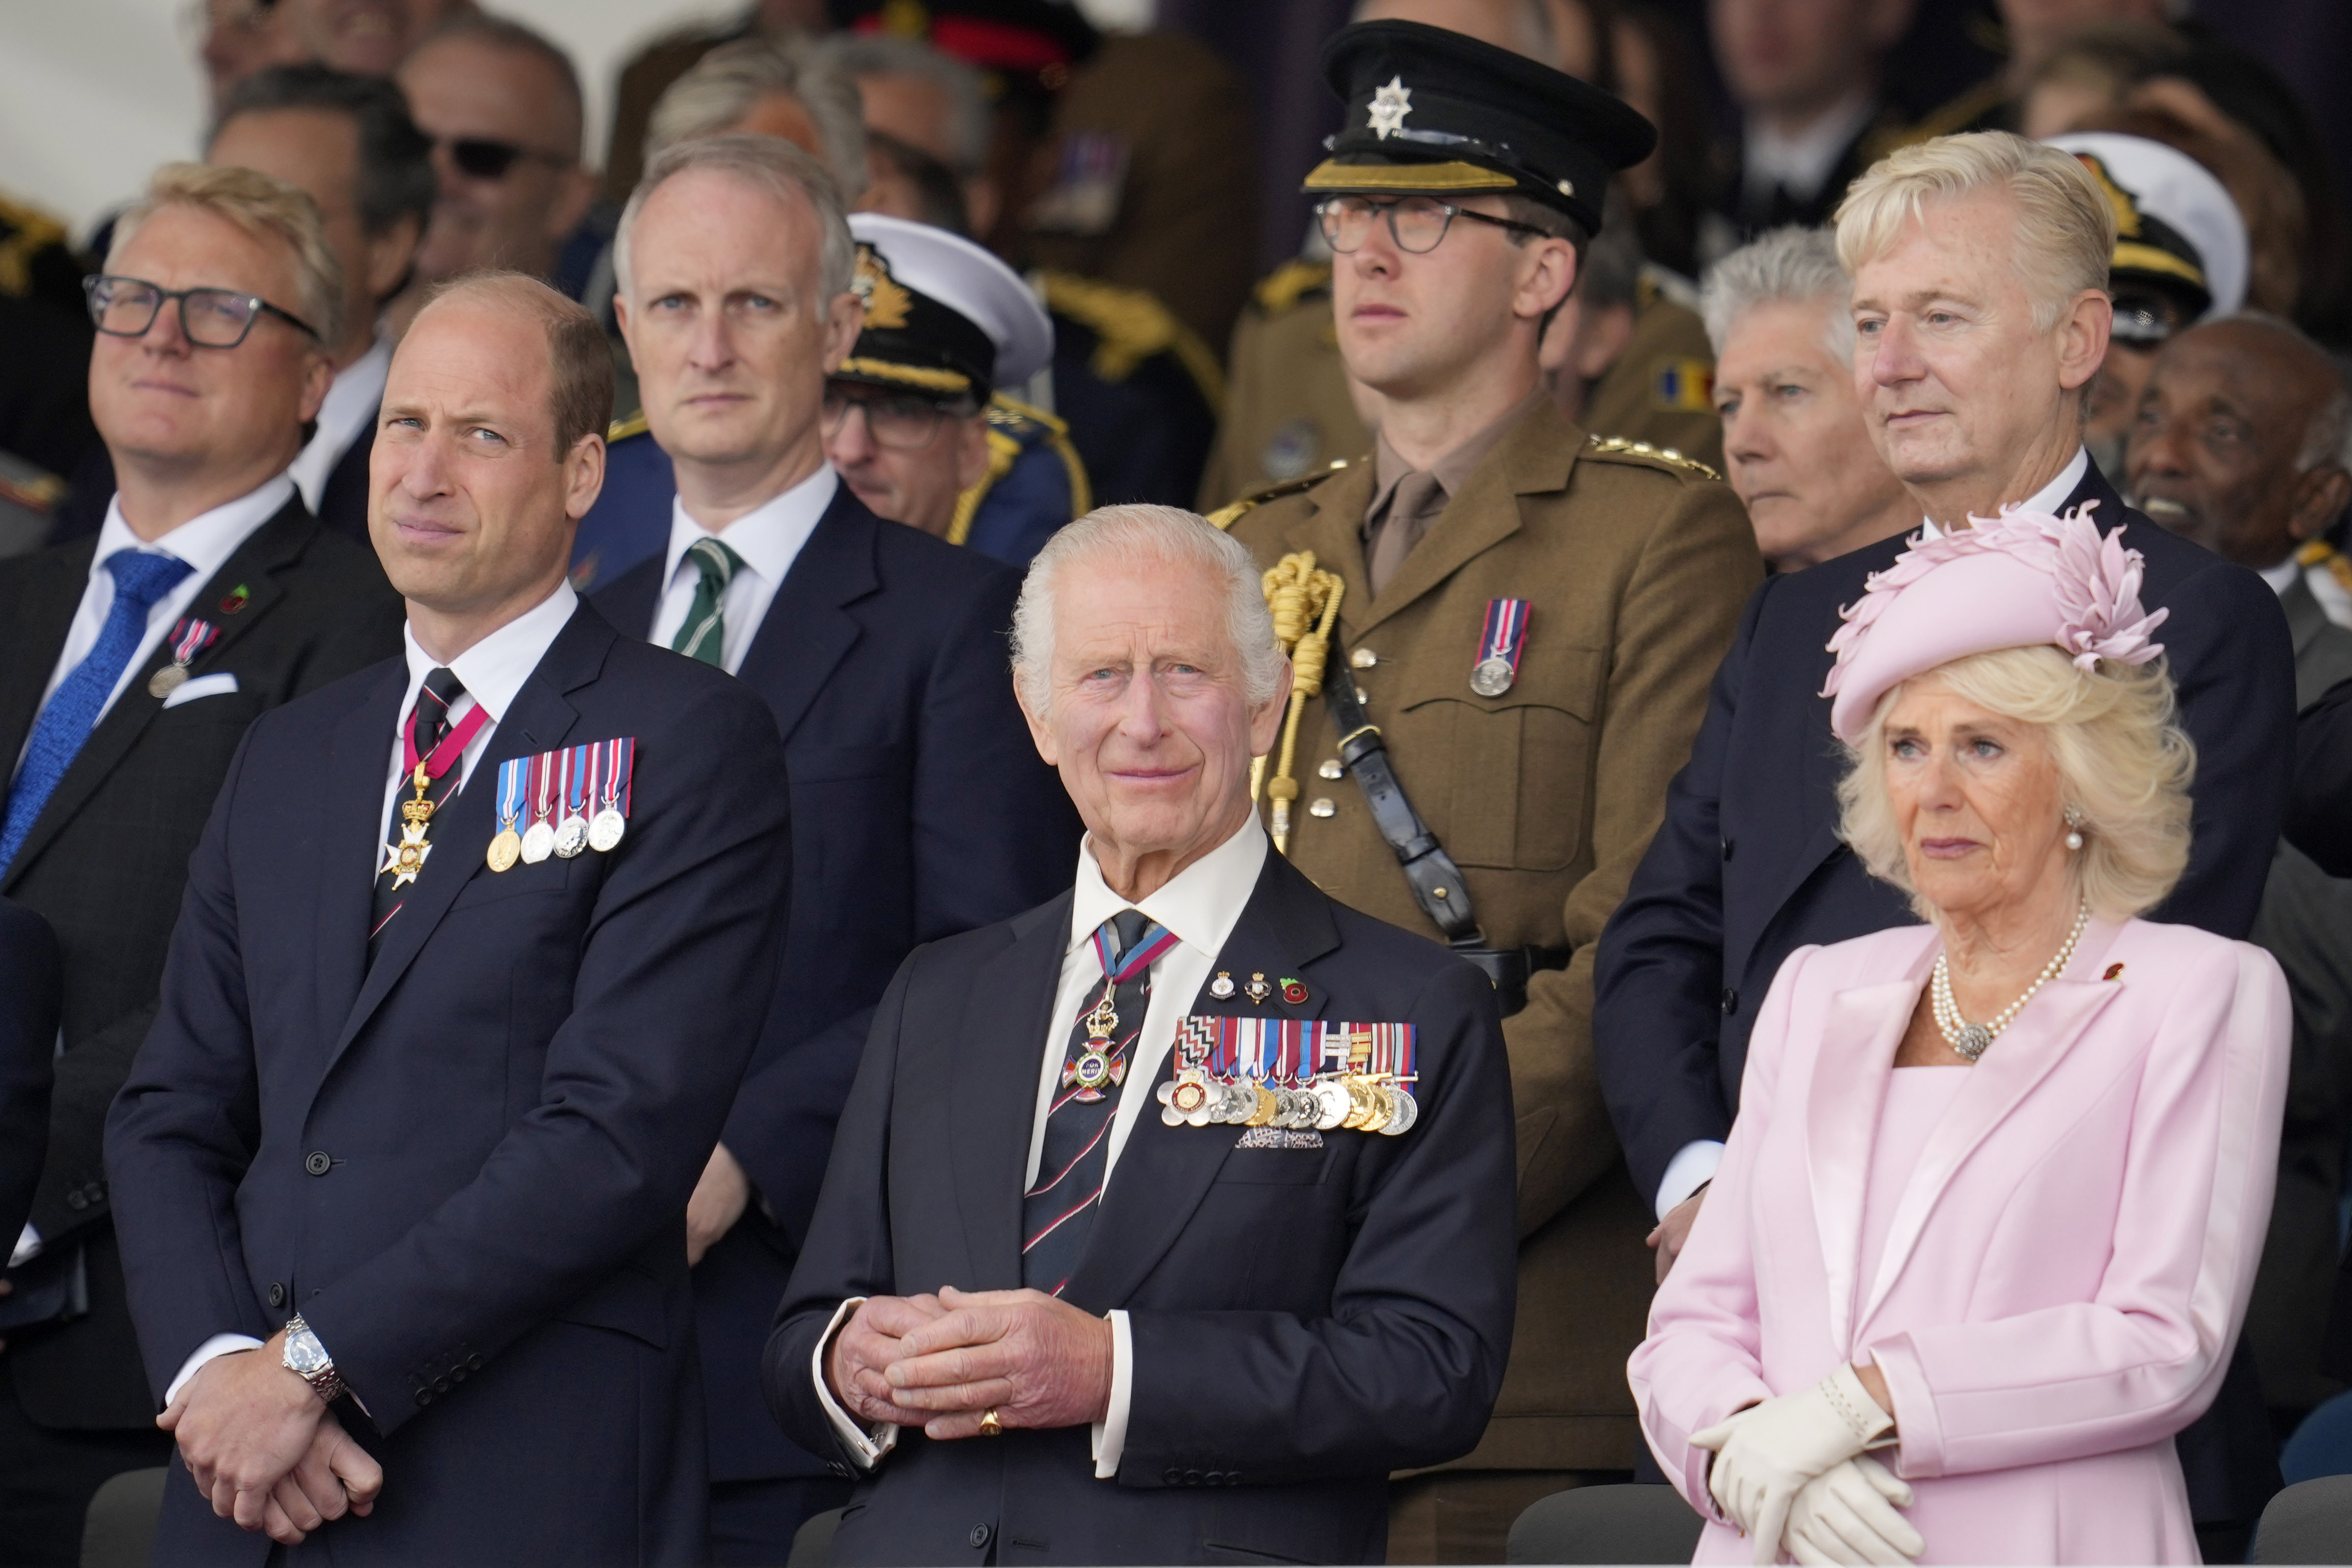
766, 849, 1518, 1566
1591, 459, 2296, 1523
595, 482, 1080, 1483
0, 897, 59, 1245
105, 601, 794, 1566
0, 496, 400, 1429
2289, 674, 2352, 878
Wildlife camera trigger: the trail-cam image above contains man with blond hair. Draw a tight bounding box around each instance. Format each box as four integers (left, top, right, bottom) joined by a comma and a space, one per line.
0, 162, 400, 1566
1596, 128, 2293, 1556
107, 271, 794, 1563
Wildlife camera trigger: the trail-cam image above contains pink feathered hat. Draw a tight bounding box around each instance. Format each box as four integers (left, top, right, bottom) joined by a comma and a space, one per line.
1821, 502, 2168, 743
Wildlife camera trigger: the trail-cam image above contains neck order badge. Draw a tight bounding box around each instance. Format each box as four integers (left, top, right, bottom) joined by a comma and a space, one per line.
380, 699, 490, 889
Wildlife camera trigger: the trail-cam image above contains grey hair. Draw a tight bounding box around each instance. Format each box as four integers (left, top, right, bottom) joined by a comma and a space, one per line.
643, 37, 869, 203
814, 33, 990, 177
1701, 225, 1854, 359
614, 134, 855, 305
1011, 506, 1285, 715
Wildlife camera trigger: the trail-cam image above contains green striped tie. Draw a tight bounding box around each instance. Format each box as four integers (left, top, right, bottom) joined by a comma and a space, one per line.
670, 536, 743, 666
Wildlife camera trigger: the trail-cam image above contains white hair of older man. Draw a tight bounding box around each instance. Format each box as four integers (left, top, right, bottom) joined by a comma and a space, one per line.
813, 33, 991, 178
643, 36, 869, 204
614, 134, 856, 306
1700, 225, 1855, 362
1012, 506, 1286, 716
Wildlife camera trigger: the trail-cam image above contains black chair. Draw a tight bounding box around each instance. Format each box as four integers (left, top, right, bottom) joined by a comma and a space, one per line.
1507, 1481, 1707, 1564
2255, 1474, 2352, 1564
788, 1505, 845, 1568
79, 1466, 167, 1568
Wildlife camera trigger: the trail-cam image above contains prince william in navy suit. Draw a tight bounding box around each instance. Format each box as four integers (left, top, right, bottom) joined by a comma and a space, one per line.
107, 273, 793, 1565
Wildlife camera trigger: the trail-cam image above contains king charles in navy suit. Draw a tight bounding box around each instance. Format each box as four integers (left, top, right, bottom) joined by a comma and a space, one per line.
766, 505, 1517, 1566
106, 274, 793, 1565
1593, 131, 2294, 1552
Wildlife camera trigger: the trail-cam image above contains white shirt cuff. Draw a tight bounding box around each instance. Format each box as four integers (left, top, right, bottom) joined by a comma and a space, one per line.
10, 1223, 39, 1267
1090, 1308, 1133, 1479
1656, 1140, 1726, 1219
165, 1334, 265, 1406
813, 1297, 899, 1469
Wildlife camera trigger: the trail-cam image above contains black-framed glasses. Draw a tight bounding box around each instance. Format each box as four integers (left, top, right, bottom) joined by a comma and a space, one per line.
84, 274, 320, 348
437, 135, 571, 181
820, 384, 970, 452
1315, 194, 1548, 255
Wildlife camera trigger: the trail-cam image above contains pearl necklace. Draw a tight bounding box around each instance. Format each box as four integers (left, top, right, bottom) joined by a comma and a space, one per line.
1930, 899, 2091, 1061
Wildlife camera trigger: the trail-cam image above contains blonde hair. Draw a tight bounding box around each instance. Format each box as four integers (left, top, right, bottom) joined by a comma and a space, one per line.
1835, 131, 2116, 332
1835, 645, 2194, 922
108, 161, 343, 350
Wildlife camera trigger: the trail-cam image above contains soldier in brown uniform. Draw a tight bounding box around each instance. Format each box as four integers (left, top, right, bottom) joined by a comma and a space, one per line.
1216, 21, 1760, 1562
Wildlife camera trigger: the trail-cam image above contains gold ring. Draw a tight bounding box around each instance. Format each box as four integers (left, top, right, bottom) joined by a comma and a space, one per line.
978, 1408, 1003, 1437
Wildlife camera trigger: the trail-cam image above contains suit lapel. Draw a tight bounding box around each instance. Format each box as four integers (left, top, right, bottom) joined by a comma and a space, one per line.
0, 541, 94, 778
733, 490, 878, 745
951, 893, 1073, 1290
1063, 854, 1340, 1311
1807, 961, 1922, 1351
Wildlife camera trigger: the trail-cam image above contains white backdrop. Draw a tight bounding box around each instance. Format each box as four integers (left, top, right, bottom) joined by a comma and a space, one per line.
0, 0, 1154, 241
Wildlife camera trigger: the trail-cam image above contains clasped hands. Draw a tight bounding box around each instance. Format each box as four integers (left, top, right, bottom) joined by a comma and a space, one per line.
159, 1331, 382, 1547
1693, 1365, 1923, 1567
827, 1285, 1113, 1440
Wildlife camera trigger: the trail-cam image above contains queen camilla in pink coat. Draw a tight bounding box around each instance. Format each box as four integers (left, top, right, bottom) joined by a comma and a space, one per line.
1627, 507, 2291, 1565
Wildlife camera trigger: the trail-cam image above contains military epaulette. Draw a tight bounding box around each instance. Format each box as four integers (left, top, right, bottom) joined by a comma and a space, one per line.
1252, 258, 1333, 316
1040, 270, 1226, 412
1584, 433, 1722, 483
607, 410, 650, 442
1206, 460, 1352, 531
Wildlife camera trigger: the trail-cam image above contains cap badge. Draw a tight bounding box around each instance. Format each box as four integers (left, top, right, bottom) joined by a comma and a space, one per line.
1367, 76, 1413, 141
850, 245, 912, 331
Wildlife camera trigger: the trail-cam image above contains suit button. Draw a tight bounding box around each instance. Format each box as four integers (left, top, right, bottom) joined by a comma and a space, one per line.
414, 1389, 433, 1407
303, 1151, 332, 1176
267, 1282, 286, 1308
1205, 1471, 1225, 1486
1163, 1467, 1182, 1485
432, 1376, 450, 1394
1720, 988, 1738, 1016
466, 1353, 483, 1371
66, 1190, 87, 1211
1185, 1469, 1203, 1486
967, 1524, 991, 1550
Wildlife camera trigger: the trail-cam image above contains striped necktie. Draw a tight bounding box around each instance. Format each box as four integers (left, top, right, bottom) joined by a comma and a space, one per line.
1022, 908, 1177, 1296
369, 666, 466, 964
670, 537, 743, 666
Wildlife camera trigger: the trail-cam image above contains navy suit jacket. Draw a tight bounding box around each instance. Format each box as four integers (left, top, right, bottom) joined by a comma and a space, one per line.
1592, 458, 2294, 1523
765, 849, 1519, 1566
0, 896, 59, 1245
105, 600, 793, 1566
594, 482, 1080, 1482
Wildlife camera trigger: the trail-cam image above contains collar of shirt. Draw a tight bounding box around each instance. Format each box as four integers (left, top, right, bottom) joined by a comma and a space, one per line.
650, 464, 838, 675
288, 337, 392, 512
1918, 446, 2089, 542
2259, 556, 2302, 596
1367, 385, 1546, 528
381, 580, 579, 837
1743, 92, 1880, 206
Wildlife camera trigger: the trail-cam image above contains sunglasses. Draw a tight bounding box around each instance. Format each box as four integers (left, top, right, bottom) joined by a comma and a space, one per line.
437, 135, 571, 181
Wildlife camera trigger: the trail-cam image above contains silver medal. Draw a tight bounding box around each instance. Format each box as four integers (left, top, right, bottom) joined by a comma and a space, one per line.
520, 821, 556, 864
554, 813, 591, 858
588, 807, 626, 853
1380, 1087, 1419, 1135
1469, 655, 1516, 697
1312, 1079, 1351, 1131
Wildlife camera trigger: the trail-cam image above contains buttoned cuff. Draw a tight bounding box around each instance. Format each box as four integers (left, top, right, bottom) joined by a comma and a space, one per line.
9, 1223, 38, 1268
1656, 1140, 1726, 1219
813, 1297, 899, 1470
1089, 1309, 1132, 1479
165, 1334, 265, 1407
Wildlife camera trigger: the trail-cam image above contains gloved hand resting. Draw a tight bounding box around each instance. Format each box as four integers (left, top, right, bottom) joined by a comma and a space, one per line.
1693, 1364, 1894, 1565
1783, 1456, 1921, 1566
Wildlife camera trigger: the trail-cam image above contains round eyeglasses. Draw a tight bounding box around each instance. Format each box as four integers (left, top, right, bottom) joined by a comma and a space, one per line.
84, 274, 321, 349
1314, 195, 1548, 256
820, 384, 972, 452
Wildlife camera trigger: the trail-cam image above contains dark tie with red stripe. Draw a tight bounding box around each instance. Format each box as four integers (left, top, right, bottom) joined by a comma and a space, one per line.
368, 667, 466, 965
1023, 908, 1166, 1296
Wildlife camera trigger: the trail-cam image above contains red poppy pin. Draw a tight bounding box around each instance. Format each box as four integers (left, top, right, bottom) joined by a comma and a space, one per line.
1280, 977, 1309, 1005
219, 583, 250, 614
2103, 963, 2125, 982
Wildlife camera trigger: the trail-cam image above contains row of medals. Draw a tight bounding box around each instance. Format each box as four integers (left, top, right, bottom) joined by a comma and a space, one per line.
486, 804, 625, 873
1158, 1064, 1419, 1136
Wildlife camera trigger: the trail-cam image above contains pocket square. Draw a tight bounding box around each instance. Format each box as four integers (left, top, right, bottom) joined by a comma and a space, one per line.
161, 672, 239, 709
1234, 1128, 1323, 1150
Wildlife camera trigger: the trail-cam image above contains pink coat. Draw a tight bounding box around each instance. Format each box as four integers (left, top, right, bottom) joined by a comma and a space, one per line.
1628, 918, 2289, 1564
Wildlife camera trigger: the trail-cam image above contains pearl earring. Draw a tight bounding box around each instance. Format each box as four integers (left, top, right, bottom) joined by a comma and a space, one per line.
2063, 805, 2085, 852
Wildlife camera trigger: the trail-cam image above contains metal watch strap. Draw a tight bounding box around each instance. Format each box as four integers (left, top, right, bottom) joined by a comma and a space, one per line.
1323, 656, 1483, 946
282, 1313, 347, 1406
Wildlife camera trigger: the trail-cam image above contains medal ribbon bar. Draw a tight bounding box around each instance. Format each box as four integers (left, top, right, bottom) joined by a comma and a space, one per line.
167, 617, 220, 666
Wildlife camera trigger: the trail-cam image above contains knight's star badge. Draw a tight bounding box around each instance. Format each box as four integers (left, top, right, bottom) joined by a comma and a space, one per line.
1367, 76, 1412, 140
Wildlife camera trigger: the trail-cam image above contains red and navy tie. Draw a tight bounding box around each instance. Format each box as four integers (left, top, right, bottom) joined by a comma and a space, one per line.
1021, 908, 1175, 1295
368, 667, 466, 965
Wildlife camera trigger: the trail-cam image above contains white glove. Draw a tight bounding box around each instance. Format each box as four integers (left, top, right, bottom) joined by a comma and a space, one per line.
1783, 1457, 1922, 1565
1693, 1365, 1894, 1565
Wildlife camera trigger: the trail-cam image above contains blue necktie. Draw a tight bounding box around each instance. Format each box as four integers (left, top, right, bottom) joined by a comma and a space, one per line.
0, 549, 195, 876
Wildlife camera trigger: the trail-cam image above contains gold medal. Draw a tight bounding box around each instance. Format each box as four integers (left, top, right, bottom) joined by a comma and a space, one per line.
1246, 1082, 1279, 1127
486, 829, 522, 873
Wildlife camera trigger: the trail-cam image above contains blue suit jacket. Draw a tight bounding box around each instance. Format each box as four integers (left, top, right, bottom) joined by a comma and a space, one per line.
594, 483, 1082, 1483
765, 849, 1518, 1565
1592, 458, 2295, 1522
0, 895, 58, 1244
105, 601, 793, 1566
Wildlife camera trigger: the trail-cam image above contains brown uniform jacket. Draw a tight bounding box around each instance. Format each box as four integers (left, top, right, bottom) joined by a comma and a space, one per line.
1223, 398, 1760, 1471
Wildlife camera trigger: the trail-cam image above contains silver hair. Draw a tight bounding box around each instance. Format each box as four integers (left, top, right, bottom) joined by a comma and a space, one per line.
813, 33, 990, 177
1701, 225, 1854, 360
1011, 506, 1285, 715
643, 37, 869, 203
614, 134, 855, 306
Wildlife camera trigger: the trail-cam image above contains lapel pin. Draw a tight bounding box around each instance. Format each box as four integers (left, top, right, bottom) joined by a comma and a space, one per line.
2103, 963, 2125, 981
1280, 977, 1309, 1005
219, 583, 250, 614
1244, 972, 1271, 1005
1209, 971, 1236, 1001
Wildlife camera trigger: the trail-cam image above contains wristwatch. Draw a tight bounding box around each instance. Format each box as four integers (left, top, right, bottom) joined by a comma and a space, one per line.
281, 1314, 347, 1406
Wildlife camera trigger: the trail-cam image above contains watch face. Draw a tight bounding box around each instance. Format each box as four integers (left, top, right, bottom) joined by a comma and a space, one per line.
286, 1333, 329, 1376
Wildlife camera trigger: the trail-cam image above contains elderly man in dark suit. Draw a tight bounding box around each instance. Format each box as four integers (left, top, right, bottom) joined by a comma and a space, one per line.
1593, 130, 2297, 1559
767, 503, 1517, 1566
0, 162, 400, 1566
106, 272, 793, 1564
588, 134, 1078, 1564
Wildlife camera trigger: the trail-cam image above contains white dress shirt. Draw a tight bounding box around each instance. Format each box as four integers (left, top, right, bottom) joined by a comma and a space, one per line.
1742, 91, 1879, 208
1654, 447, 2096, 1220
814, 815, 1270, 1478
286, 338, 391, 515
647, 466, 837, 675
163, 581, 581, 1408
